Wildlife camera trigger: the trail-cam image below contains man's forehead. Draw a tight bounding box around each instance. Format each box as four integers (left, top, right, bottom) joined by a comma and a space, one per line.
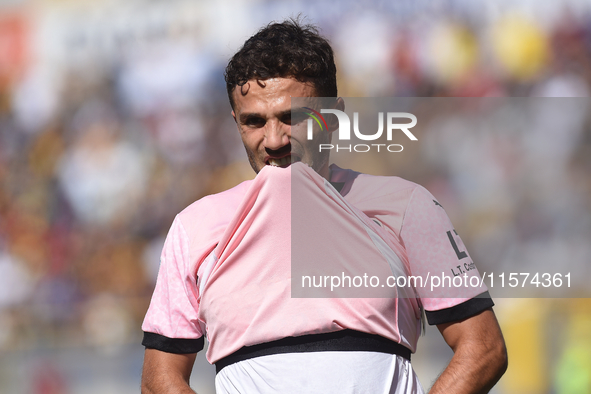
232, 77, 318, 111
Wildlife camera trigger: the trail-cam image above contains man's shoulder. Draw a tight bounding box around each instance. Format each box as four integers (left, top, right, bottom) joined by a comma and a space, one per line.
331, 164, 421, 202
352, 172, 442, 220
358, 171, 421, 192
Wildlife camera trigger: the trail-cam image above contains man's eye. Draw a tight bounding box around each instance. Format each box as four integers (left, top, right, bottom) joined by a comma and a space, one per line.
245, 118, 265, 128
288, 111, 307, 125
281, 114, 292, 125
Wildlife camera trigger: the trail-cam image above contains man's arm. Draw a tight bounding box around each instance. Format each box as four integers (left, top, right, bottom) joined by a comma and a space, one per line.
429, 308, 508, 394
141, 348, 198, 394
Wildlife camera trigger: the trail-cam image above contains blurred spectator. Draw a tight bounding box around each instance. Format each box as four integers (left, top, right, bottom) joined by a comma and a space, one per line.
82, 293, 134, 355
0, 251, 32, 309
57, 100, 152, 227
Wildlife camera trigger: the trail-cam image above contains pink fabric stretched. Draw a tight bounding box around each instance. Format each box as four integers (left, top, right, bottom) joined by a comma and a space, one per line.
142, 163, 487, 363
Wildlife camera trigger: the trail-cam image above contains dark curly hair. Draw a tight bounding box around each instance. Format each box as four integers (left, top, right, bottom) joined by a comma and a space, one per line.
224, 18, 337, 109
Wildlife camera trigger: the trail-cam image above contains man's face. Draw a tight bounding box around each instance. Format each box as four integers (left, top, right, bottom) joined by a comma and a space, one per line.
231, 77, 333, 179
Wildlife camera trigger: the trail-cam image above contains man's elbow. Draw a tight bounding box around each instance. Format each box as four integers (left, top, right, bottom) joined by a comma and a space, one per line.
488, 338, 509, 382
498, 341, 509, 377
141, 368, 162, 394
140, 376, 155, 394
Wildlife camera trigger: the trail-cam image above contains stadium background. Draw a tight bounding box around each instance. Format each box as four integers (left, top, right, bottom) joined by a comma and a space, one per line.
1, 0, 591, 392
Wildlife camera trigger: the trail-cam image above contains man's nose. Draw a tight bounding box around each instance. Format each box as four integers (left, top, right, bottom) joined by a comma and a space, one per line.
264, 122, 290, 151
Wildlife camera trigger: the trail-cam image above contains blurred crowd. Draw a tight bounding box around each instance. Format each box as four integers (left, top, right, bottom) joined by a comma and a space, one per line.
1, 0, 591, 393
0, 56, 244, 352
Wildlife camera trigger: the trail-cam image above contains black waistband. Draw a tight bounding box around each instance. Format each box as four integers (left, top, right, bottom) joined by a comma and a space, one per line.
215, 329, 411, 374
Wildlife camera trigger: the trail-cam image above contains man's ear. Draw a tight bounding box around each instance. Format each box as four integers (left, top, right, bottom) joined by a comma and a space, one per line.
335, 97, 345, 112
326, 97, 345, 133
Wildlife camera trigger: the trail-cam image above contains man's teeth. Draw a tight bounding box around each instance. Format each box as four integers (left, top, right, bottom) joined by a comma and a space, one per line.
268, 157, 291, 167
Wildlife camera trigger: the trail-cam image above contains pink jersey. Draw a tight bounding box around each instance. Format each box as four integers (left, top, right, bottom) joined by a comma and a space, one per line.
142, 163, 489, 364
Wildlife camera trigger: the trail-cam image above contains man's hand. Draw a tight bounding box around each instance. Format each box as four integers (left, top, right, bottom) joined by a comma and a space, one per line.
429, 308, 508, 394
141, 349, 197, 394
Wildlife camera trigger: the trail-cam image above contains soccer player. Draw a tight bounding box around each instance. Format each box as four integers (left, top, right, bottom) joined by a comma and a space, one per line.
140, 19, 507, 394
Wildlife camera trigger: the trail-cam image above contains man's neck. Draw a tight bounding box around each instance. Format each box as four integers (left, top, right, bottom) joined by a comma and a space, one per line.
318, 163, 331, 181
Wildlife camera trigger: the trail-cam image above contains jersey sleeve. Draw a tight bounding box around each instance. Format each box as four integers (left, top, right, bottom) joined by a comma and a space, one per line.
400, 185, 493, 325
141, 215, 205, 354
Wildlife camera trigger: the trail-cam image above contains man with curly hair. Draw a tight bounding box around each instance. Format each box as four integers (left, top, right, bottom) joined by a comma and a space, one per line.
140, 19, 507, 394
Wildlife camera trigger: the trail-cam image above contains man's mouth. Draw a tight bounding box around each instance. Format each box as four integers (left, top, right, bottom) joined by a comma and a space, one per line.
267, 155, 302, 167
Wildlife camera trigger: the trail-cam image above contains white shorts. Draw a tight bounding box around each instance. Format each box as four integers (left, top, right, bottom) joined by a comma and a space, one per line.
215, 351, 425, 394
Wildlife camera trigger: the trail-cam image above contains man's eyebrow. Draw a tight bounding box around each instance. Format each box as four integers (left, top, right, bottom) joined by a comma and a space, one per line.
277, 109, 293, 118
239, 110, 294, 123
238, 112, 263, 123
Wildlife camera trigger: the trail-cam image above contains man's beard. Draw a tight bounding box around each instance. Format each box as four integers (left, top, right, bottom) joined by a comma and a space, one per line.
245, 147, 262, 174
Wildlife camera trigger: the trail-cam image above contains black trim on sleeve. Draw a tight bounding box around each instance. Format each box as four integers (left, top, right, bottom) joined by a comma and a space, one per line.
425, 291, 495, 326
142, 332, 204, 354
